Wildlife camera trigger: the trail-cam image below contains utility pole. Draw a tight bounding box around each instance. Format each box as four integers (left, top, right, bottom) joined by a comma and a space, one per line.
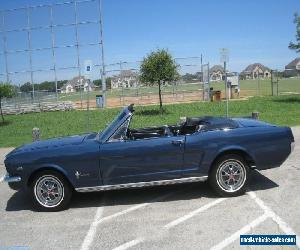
98, 0, 106, 107
26, 6, 35, 102
119, 61, 124, 104
224, 61, 228, 118
220, 48, 229, 118
271, 70, 274, 96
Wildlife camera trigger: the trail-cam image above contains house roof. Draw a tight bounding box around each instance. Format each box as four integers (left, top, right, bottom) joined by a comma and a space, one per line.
61, 76, 89, 90
112, 70, 138, 80
210, 65, 224, 73
120, 70, 138, 77
285, 58, 300, 69
242, 63, 271, 73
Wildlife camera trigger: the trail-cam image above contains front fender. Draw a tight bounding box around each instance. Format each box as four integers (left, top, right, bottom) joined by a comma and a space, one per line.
25, 163, 76, 188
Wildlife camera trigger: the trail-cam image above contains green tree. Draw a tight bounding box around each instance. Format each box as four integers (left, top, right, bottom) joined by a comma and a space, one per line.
20, 80, 68, 92
289, 13, 300, 52
20, 82, 32, 92
0, 83, 14, 123
93, 77, 112, 89
140, 49, 179, 110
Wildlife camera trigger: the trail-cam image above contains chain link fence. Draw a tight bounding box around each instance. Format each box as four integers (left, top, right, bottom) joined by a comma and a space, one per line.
1, 0, 299, 115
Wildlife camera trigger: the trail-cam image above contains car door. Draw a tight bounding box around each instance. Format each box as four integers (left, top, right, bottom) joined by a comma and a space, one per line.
99, 135, 185, 185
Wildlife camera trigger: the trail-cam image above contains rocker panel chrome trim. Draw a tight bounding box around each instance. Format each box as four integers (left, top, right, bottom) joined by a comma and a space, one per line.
75, 176, 208, 192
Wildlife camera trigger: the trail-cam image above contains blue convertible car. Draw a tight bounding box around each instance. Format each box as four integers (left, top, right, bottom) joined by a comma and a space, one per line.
4, 104, 294, 211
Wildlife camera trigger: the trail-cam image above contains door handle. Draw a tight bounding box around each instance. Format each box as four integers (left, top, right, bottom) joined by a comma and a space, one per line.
172, 139, 184, 145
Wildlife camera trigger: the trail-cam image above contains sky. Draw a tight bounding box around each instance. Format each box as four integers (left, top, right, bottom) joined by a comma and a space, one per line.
0, 0, 299, 85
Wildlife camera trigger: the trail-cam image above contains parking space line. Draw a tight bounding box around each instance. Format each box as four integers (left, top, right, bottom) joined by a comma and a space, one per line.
96, 189, 184, 226
112, 238, 144, 250
247, 191, 300, 248
164, 198, 227, 229
80, 205, 104, 250
80, 188, 188, 250
210, 213, 268, 250
115, 198, 228, 249
96, 202, 151, 224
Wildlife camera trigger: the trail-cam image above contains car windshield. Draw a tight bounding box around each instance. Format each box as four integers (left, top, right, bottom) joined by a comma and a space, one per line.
99, 108, 128, 141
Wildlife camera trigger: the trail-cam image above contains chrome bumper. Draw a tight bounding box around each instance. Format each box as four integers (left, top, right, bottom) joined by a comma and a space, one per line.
291, 142, 295, 152
4, 174, 21, 183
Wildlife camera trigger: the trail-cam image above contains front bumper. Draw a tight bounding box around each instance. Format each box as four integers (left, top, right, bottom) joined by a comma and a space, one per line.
4, 174, 22, 190
4, 174, 21, 183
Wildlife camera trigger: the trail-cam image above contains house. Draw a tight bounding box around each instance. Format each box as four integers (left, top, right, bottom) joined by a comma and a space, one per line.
210, 65, 224, 81
241, 63, 271, 79
60, 76, 95, 93
284, 58, 300, 77
111, 70, 139, 89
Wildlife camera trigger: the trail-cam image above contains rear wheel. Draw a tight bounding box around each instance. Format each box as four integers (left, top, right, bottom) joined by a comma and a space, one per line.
30, 170, 72, 212
209, 154, 249, 197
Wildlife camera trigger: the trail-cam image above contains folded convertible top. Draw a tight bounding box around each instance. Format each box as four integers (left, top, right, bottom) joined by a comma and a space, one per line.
184, 116, 239, 131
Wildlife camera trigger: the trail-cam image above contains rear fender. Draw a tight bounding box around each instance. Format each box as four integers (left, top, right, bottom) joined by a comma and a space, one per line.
207, 145, 256, 173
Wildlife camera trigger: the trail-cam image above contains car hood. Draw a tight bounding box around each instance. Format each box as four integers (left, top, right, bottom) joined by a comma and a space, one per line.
7, 134, 88, 156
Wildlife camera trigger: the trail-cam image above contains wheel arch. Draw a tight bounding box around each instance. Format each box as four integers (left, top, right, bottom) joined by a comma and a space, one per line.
27, 165, 75, 189
208, 147, 256, 175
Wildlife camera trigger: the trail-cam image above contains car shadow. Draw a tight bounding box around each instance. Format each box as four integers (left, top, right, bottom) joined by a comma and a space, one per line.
5, 170, 278, 212
248, 170, 279, 191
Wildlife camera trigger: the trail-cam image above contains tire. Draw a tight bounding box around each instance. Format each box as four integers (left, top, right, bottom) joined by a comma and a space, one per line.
30, 170, 73, 212
209, 154, 249, 197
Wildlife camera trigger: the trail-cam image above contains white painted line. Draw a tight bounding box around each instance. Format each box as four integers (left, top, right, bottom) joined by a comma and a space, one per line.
210, 213, 269, 250
0, 175, 5, 183
97, 202, 150, 224
80, 205, 104, 250
164, 198, 227, 229
80, 188, 187, 250
112, 238, 144, 250
122, 198, 227, 249
96, 190, 181, 225
248, 191, 300, 248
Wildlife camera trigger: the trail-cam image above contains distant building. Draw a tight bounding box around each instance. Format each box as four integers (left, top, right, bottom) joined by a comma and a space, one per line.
60, 76, 95, 93
210, 65, 224, 81
241, 63, 271, 79
284, 58, 300, 77
111, 70, 138, 89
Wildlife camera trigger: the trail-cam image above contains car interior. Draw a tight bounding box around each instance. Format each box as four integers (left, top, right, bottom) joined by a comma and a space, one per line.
126, 116, 239, 140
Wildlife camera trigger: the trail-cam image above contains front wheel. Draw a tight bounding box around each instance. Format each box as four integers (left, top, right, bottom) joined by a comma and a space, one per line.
30, 170, 72, 212
209, 154, 249, 197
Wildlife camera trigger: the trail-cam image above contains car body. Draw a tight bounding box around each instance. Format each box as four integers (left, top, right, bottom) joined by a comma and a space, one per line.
4, 104, 295, 211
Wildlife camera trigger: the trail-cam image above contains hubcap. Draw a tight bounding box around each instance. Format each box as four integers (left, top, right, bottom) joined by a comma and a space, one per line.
34, 175, 64, 208
217, 160, 246, 192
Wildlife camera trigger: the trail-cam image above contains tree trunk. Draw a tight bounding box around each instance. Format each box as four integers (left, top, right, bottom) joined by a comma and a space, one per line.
158, 81, 163, 110
0, 97, 4, 123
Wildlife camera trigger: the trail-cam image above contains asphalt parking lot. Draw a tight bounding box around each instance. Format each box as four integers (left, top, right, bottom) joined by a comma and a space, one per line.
0, 127, 299, 250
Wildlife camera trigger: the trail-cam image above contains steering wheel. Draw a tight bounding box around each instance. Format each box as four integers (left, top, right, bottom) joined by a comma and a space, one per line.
164, 126, 173, 137
127, 129, 133, 140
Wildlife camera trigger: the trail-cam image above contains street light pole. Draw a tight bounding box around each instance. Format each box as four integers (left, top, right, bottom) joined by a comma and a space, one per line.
98, 0, 106, 107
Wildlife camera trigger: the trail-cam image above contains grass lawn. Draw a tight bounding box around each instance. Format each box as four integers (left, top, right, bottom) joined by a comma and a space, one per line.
57, 77, 300, 102
1, 94, 300, 147
210, 77, 300, 96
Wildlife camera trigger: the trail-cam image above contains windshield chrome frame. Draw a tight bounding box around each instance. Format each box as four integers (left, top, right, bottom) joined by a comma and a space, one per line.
98, 106, 133, 143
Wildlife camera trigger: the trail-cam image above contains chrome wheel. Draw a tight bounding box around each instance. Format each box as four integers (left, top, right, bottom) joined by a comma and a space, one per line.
34, 175, 64, 208
216, 159, 246, 192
